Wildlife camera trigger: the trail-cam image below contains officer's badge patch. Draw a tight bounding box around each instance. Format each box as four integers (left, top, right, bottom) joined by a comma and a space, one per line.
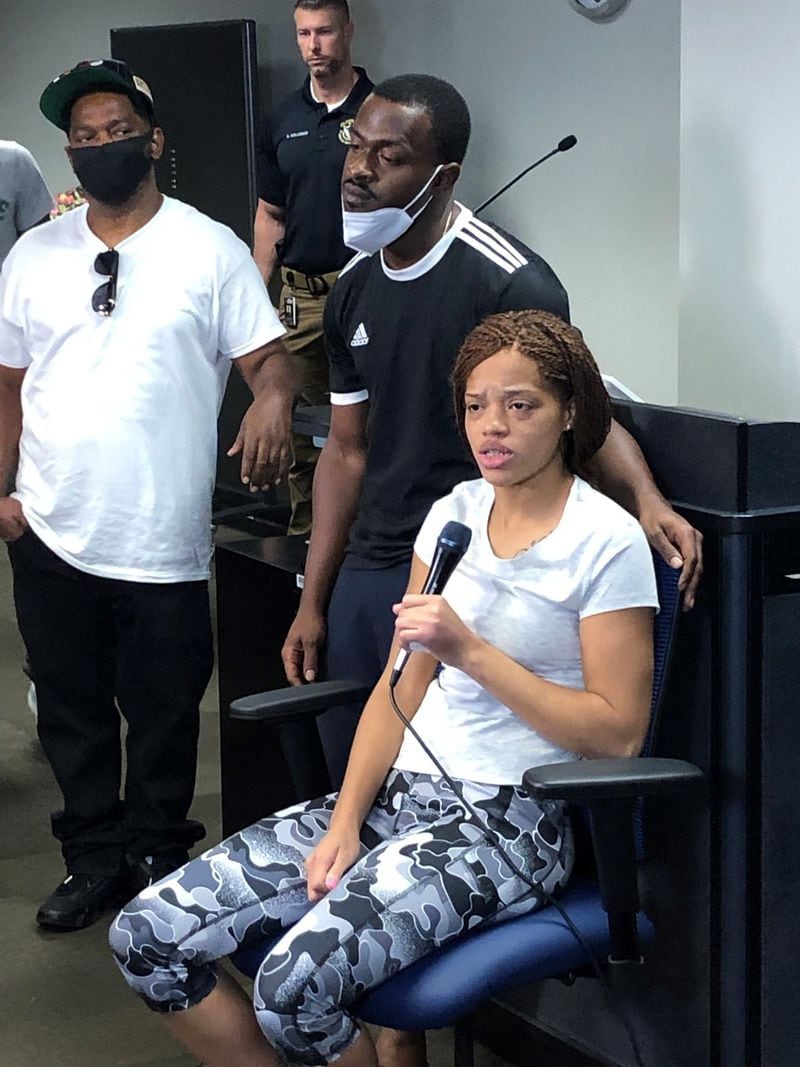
338, 119, 354, 145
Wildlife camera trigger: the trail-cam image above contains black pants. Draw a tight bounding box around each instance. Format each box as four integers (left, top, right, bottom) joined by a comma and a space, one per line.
8, 530, 212, 875
319, 559, 412, 789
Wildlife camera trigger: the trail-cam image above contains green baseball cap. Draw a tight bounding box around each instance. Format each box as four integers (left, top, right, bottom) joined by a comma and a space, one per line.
40, 58, 155, 132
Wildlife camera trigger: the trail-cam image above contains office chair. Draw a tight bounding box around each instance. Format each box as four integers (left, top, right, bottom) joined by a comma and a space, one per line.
228, 553, 704, 1066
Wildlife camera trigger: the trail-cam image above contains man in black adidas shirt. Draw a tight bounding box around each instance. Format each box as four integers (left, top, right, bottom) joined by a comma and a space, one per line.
254, 0, 372, 533
327, 196, 568, 569
282, 75, 703, 786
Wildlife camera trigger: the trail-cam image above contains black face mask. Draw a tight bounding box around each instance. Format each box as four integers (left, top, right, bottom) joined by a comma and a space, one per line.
68, 134, 153, 206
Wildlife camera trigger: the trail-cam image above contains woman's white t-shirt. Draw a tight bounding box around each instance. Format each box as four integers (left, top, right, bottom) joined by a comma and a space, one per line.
392, 477, 659, 786
0, 197, 284, 582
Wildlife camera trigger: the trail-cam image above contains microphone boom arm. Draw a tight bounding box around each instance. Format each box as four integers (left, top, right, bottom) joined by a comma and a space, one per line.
474, 134, 577, 216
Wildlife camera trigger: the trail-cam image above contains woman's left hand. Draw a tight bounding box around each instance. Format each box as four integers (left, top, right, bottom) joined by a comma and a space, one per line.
393, 594, 479, 669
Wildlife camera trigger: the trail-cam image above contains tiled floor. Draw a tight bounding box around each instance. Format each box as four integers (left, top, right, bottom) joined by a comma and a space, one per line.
0, 543, 513, 1067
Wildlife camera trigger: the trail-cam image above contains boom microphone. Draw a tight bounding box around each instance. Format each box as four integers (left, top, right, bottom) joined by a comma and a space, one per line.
474, 134, 578, 216
389, 521, 472, 688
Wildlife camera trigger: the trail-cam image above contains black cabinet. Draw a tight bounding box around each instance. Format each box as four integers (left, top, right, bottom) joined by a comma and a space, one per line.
216, 535, 306, 836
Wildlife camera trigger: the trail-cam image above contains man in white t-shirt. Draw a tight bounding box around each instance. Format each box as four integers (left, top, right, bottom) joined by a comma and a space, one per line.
0, 139, 53, 266
0, 59, 296, 932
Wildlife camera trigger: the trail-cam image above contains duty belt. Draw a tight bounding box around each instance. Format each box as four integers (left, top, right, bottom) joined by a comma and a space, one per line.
281, 266, 340, 296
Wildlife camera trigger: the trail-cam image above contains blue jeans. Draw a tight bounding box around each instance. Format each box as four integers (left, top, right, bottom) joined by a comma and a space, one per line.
319, 558, 412, 787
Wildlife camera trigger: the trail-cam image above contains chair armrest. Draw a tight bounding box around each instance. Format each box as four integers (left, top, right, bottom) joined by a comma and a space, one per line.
522, 757, 704, 802
230, 679, 373, 724
523, 757, 705, 962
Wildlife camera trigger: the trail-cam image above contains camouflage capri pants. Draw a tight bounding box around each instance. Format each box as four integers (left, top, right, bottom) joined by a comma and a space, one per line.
110, 768, 573, 1065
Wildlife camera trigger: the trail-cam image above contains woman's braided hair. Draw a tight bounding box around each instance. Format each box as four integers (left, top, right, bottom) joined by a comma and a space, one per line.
451, 310, 612, 480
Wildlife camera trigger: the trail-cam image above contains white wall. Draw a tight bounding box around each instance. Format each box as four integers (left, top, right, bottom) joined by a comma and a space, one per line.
680, 2, 800, 420
1, 0, 682, 405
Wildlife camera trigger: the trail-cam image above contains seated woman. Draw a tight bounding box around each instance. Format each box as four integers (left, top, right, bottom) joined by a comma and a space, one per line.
110, 309, 657, 1067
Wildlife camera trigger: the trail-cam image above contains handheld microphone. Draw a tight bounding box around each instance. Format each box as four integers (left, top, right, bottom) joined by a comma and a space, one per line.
474, 134, 578, 216
389, 520, 472, 688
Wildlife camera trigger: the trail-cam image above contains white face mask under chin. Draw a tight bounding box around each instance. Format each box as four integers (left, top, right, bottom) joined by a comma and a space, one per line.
341, 164, 445, 254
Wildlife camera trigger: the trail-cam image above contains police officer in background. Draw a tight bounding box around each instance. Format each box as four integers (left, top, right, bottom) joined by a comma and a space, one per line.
254, 0, 373, 535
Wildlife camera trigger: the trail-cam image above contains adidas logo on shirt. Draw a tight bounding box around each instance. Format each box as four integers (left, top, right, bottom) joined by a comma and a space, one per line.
351, 322, 370, 347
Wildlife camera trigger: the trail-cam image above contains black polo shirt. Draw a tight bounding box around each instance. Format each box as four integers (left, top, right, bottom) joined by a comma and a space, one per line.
325, 204, 570, 568
257, 67, 373, 276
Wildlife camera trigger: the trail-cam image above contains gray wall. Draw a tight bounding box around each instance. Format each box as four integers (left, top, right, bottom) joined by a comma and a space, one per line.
374, 0, 682, 405
680, 0, 800, 421
2, 0, 302, 184
1, 0, 682, 405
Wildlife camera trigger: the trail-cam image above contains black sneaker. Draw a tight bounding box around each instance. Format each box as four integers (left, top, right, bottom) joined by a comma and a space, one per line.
36, 872, 135, 932
134, 851, 190, 891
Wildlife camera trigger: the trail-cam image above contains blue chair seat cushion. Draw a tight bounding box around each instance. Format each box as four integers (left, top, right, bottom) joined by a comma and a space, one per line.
229, 878, 655, 1031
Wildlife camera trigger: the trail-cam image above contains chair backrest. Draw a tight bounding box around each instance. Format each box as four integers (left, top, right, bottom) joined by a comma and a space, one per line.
570, 551, 682, 870
643, 550, 683, 758
633, 550, 682, 856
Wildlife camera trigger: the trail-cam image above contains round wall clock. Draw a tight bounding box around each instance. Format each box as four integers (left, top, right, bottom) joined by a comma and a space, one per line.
568, 0, 631, 21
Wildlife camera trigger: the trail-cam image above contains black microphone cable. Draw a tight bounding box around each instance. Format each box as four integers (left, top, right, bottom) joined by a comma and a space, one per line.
388, 681, 647, 1067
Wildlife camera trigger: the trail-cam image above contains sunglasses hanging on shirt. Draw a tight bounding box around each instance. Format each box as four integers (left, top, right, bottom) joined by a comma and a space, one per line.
92, 250, 119, 316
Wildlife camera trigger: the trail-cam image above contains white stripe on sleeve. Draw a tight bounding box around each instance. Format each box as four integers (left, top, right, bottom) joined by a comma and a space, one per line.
331, 389, 369, 406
